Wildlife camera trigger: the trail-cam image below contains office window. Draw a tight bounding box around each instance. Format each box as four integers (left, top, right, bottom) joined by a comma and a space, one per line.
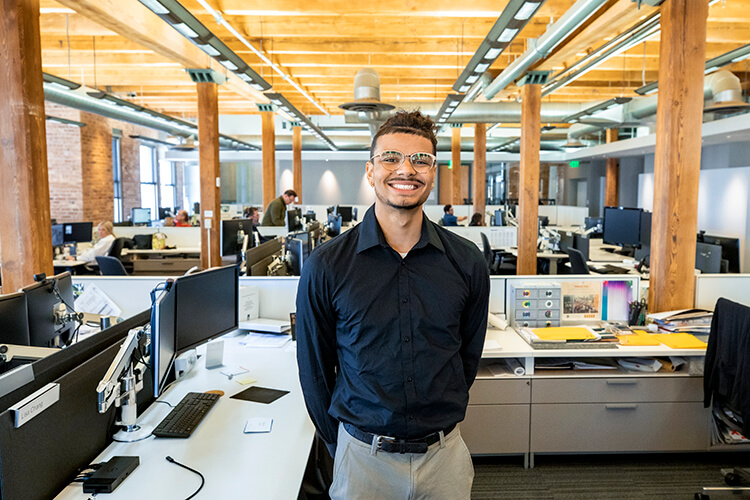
112, 135, 123, 222
159, 160, 176, 211
139, 144, 158, 220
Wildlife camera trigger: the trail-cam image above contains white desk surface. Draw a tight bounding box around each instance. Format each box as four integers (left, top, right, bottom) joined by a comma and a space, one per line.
123, 247, 201, 255
55, 336, 315, 500
53, 259, 88, 267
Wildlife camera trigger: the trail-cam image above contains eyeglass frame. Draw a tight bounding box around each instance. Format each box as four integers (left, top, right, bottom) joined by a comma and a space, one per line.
369, 150, 438, 173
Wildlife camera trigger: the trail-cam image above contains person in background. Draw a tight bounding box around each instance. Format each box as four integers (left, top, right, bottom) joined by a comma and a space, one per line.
469, 213, 484, 226
262, 189, 297, 226
174, 210, 191, 227
76, 221, 116, 263
297, 110, 489, 500
442, 204, 467, 226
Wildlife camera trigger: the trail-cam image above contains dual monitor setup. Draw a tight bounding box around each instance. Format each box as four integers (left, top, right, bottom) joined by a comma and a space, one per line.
51, 222, 93, 251
0, 272, 78, 352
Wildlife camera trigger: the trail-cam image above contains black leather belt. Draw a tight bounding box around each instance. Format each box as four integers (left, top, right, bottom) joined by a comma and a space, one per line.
343, 423, 456, 454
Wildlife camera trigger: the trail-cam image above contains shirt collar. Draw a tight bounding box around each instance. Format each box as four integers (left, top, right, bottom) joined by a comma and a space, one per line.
356, 205, 445, 254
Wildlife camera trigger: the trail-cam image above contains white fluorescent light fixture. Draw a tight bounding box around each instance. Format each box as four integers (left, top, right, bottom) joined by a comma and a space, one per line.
220, 60, 239, 71
459, 85, 471, 92
561, 97, 632, 123
435, 94, 464, 126
636, 42, 750, 96
497, 28, 518, 43
515, 2, 540, 20
197, 44, 221, 57
46, 115, 86, 127
466, 75, 480, 84
452, 0, 547, 93
264, 92, 338, 150
42, 74, 81, 91
139, 0, 170, 14
137, 0, 271, 92
172, 22, 199, 38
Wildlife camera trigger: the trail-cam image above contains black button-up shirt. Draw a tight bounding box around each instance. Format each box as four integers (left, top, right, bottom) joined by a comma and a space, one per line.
296, 206, 490, 452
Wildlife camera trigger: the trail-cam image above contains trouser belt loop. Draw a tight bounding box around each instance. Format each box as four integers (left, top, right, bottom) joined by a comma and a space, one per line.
438, 430, 446, 450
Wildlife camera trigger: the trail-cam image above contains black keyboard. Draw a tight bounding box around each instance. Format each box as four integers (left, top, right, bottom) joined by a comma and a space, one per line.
594, 264, 630, 274
153, 392, 220, 438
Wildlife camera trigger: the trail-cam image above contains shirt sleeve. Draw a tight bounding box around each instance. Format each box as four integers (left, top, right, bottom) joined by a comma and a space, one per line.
295, 254, 340, 456
458, 255, 490, 389
79, 236, 113, 263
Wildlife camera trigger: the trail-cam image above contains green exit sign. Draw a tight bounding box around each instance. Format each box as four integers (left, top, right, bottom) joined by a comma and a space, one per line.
448, 161, 453, 169
569, 160, 580, 168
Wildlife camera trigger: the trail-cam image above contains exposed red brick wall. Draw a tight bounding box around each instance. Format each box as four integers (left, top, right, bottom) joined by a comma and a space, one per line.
45, 102, 162, 224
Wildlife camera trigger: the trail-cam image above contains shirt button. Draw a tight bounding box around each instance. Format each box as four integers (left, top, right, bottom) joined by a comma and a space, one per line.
407, 376, 413, 382
409, 415, 414, 420
401, 261, 406, 266
402, 298, 408, 303
404, 337, 410, 342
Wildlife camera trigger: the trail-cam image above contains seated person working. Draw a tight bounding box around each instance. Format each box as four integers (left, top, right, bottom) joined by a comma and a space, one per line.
174, 210, 191, 227
75, 221, 115, 263
469, 212, 484, 226
262, 189, 297, 226
442, 204, 467, 226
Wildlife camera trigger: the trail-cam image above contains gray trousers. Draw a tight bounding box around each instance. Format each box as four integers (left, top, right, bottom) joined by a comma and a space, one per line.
330, 422, 474, 500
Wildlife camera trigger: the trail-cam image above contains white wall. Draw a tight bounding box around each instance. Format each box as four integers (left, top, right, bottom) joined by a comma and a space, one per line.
638, 166, 750, 272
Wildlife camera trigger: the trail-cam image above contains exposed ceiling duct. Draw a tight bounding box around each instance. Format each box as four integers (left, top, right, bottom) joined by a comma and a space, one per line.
339, 68, 395, 136
43, 74, 258, 150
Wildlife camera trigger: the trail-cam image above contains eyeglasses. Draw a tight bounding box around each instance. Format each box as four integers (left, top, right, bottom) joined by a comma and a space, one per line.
369, 150, 437, 173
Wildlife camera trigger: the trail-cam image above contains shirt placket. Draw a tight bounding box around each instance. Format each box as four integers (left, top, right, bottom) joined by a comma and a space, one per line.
398, 256, 416, 436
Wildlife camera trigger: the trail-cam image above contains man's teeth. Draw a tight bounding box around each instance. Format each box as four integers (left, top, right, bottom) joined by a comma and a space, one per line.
392, 184, 417, 190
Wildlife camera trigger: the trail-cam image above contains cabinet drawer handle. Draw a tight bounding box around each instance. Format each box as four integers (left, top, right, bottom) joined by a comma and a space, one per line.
606, 380, 638, 386
605, 404, 638, 410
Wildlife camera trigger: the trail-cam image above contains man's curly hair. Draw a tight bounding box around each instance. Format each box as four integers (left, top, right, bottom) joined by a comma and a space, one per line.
370, 110, 438, 157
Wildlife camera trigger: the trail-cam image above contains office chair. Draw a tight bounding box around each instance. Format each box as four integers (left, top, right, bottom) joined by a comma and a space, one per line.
480, 233, 501, 274
698, 298, 750, 499
107, 237, 127, 260
95, 256, 128, 276
565, 248, 590, 274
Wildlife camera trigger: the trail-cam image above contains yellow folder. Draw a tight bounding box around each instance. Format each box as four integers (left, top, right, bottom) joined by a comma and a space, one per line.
651, 333, 708, 349
532, 327, 596, 341
616, 330, 662, 346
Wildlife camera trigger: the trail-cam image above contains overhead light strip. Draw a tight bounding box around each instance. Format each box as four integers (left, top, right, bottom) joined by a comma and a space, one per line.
264, 93, 337, 150
561, 97, 632, 123
191, 0, 329, 116
435, 94, 465, 127
452, 0, 547, 93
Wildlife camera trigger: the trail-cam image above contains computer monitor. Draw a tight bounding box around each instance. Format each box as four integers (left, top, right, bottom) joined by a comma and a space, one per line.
538, 216, 549, 227
699, 234, 741, 273
158, 207, 173, 220
131, 207, 151, 225
150, 280, 177, 396
286, 208, 303, 232
304, 212, 316, 224
51, 224, 64, 247
174, 266, 239, 352
335, 205, 354, 224
20, 272, 76, 347
245, 239, 283, 276
286, 237, 310, 276
0, 293, 31, 346
62, 222, 93, 243
493, 210, 505, 227
221, 218, 254, 257
602, 207, 642, 248
695, 242, 723, 274
327, 214, 342, 237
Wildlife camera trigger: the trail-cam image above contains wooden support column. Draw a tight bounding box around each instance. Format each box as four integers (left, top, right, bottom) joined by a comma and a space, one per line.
262, 111, 276, 208
473, 123, 487, 220
0, 0, 54, 291
292, 124, 302, 203
451, 124, 462, 205
605, 128, 619, 207
648, 0, 708, 312
517, 84, 542, 275
197, 82, 221, 269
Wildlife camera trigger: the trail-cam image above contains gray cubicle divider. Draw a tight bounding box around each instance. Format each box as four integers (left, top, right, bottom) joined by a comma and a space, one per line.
694, 274, 750, 310
239, 276, 300, 320
489, 277, 506, 316
0, 310, 151, 500
73, 276, 169, 320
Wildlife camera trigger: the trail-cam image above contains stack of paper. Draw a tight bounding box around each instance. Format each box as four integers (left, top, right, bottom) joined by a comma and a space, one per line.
647, 309, 712, 334
239, 318, 291, 334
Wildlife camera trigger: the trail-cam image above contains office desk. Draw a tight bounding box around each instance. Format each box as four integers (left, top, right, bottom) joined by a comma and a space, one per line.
55, 336, 315, 500
508, 249, 569, 274
122, 247, 201, 275
53, 259, 90, 275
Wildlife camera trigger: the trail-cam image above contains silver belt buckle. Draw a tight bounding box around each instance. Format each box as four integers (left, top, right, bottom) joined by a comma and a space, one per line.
376, 435, 396, 451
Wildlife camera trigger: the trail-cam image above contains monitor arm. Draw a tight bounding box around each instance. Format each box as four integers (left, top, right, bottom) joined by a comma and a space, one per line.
0, 344, 57, 363
96, 327, 152, 442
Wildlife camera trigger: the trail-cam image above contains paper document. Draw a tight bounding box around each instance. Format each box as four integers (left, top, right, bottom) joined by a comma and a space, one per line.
616, 330, 662, 346
483, 339, 502, 351
532, 326, 597, 341
244, 418, 273, 433
239, 318, 291, 333
240, 332, 291, 348
74, 284, 122, 317
651, 333, 707, 349
617, 357, 662, 372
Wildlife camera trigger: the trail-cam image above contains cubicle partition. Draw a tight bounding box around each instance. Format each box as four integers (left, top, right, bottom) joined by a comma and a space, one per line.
114, 226, 201, 248
694, 273, 750, 310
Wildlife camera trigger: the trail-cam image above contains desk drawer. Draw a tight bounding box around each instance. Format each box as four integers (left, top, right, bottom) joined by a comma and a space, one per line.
133, 258, 201, 274
530, 402, 709, 452
463, 404, 530, 455
469, 379, 530, 405
531, 377, 703, 404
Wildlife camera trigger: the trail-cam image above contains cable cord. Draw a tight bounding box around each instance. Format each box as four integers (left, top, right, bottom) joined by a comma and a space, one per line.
165, 456, 205, 500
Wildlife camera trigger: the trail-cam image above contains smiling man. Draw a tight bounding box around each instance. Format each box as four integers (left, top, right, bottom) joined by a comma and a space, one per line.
296, 111, 490, 500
